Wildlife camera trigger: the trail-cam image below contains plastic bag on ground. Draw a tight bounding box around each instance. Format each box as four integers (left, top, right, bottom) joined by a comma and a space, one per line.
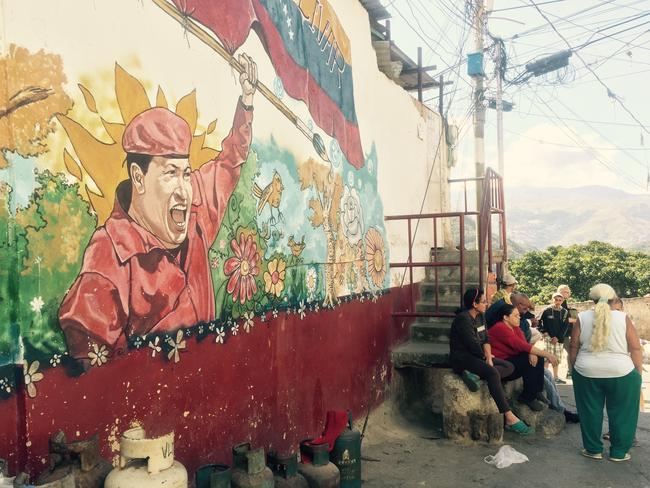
484, 445, 529, 469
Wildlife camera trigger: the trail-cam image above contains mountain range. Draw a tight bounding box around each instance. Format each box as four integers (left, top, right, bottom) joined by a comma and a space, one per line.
504, 185, 650, 256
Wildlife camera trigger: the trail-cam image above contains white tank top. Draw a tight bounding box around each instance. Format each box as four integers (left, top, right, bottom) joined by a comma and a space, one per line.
574, 309, 634, 378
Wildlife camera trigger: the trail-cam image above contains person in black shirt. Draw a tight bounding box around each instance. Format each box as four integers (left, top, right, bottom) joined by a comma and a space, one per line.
539, 291, 570, 383
449, 288, 534, 435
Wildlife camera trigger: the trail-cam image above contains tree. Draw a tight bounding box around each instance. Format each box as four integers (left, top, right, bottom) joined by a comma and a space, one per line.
0, 45, 73, 168
510, 241, 650, 305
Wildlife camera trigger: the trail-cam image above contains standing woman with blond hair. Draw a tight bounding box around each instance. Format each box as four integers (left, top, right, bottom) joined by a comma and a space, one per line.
569, 284, 643, 462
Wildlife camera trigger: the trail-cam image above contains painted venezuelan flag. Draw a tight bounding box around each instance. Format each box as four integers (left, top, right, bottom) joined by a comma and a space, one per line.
171, 0, 364, 169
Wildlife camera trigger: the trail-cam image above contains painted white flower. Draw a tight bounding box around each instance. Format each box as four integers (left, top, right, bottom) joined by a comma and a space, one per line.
260, 313, 267, 323
372, 293, 379, 303
166, 330, 187, 364
272, 309, 279, 319
148, 337, 161, 357
49, 354, 61, 367
243, 312, 254, 333
219, 239, 227, 250
306, 267, 318, 299
30, 296, 45, 314
88, 343, 109, 367
198, 325, 204, 334
208, 323, 216, 332
23, 361, 43, 399
231, 323, 240, 336
133, 336, 144, 348
313, 303, 320, 313
215, 327, 225, 344
0, 377, 11, 394
298, 300, 306, 320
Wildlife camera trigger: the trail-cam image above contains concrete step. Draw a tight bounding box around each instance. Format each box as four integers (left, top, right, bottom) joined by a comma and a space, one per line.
425, 265, 480, 283
392, 341, 450, 368
419, 282, 481, 301
416, 300, 460, 314
410, 322, 452, 343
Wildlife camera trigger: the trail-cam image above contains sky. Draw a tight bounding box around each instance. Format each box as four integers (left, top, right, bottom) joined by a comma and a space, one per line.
382, 0, 650, 194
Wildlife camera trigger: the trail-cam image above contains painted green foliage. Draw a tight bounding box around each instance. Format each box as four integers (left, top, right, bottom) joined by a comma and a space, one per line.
0, 172, 96, 366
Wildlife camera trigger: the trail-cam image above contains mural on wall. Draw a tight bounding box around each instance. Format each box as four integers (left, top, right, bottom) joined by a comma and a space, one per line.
0, 0, 389, 400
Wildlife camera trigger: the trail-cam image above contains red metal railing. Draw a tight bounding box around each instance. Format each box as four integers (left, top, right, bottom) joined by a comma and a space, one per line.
385, 168, 507, 318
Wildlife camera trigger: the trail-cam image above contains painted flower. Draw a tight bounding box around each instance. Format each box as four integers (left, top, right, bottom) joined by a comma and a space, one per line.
210, 257, 220, 269
0, 377, 12, 394
231, 323, 240, 336
260, 313, 267, 323
224, 232, 260, 304
272, 309, 279, 319
365, 227, 387, 287
298, 300, 306, 320
148, 337, 161, 357
341, 185, 364, 246
133, 336, 144, 348
243, 312, 254, 333
215, 327, 225, 344
49, 354, 62, 367
264, 258, 286, 297
30, 296, 44, 314
88, 343, 109, 367
306, 267, 318, 299
166, 330, 186, 364
23, 360, 43, 399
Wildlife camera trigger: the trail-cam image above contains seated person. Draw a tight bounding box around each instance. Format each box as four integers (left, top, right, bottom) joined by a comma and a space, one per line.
449, 288, 533, 435
490, 273, 518, 305
511, 294, 579, 423
488, 304, 559, 411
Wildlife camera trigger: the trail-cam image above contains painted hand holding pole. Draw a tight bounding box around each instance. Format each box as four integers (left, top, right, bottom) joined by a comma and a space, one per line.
151, 0, 331, 163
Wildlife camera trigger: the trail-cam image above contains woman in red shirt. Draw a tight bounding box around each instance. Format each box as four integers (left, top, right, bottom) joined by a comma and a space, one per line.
488, 304, 560, 411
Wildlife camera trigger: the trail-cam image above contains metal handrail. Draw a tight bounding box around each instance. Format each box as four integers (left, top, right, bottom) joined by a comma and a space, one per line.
385, 169, 507, 318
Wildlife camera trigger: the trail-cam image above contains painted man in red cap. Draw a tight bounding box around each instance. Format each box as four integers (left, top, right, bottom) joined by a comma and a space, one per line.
59, 54, 257, 362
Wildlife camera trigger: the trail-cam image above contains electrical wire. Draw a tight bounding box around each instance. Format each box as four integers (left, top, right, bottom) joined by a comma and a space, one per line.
528, 0, 650, 135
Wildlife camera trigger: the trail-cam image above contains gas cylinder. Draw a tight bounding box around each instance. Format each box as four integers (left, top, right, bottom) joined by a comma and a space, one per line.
196, 463, 232, 488
36, 431, 112, 488
104, 427, 187, 488
230, 443, 274, 488
268, 452, 308, 488
329, 412, 361, 488
297, 441, 339, 488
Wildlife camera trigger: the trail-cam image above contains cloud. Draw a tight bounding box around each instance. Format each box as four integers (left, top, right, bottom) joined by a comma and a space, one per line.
499, 123, 645, 192
451, 122, 647, 194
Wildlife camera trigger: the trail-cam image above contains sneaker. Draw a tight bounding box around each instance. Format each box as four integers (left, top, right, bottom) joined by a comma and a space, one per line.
518, 396, 545, 412
564, 411, 580, 423
555, 378, 567, 385
461, 370, 480, 392
609, 453, 631, 462
535, 391, 550, 404
581, 449, 603, 460
505, 420, 535, 436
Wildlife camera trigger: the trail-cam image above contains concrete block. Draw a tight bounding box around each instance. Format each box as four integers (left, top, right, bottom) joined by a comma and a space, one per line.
441, 371, 503, 444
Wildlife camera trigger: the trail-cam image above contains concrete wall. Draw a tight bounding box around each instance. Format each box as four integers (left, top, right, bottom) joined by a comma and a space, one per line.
0, 0, 445, 477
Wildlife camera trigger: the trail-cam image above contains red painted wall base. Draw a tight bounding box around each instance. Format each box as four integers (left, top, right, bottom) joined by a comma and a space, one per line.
0, 286, 414, 481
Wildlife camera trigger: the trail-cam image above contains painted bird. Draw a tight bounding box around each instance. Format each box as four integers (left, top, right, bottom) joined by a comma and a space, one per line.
252, 170, 284, 223
288, 235, 306, 257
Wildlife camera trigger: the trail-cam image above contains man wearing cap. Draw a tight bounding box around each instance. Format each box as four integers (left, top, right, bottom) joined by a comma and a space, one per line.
485, 273, 518, 328
539, 291, 570, 383
59, 54, 258, 362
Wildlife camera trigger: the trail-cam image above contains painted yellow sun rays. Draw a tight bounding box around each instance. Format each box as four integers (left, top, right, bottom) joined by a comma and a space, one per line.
57, 64, 220, 225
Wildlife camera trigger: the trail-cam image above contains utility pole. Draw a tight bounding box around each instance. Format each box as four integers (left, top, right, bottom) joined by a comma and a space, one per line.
472, 0, 486, 209
495, 37, 504, 178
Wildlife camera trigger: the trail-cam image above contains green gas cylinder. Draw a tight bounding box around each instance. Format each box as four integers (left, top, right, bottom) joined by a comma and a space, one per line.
196, 463, 231, 488
297, 441, 339, 488
231, 443, 274, 488
330, 412, 361, 488
268, 452, 308, 488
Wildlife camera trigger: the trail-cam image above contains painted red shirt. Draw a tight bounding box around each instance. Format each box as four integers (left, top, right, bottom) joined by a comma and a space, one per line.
59, 103, 253, 359
487, 321, 533, 360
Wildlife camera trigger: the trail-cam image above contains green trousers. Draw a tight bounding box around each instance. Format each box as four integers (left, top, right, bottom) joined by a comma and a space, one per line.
572, 368, 642, 458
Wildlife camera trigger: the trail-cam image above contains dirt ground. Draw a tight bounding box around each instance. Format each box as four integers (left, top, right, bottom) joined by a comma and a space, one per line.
360, 368, 650, 488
